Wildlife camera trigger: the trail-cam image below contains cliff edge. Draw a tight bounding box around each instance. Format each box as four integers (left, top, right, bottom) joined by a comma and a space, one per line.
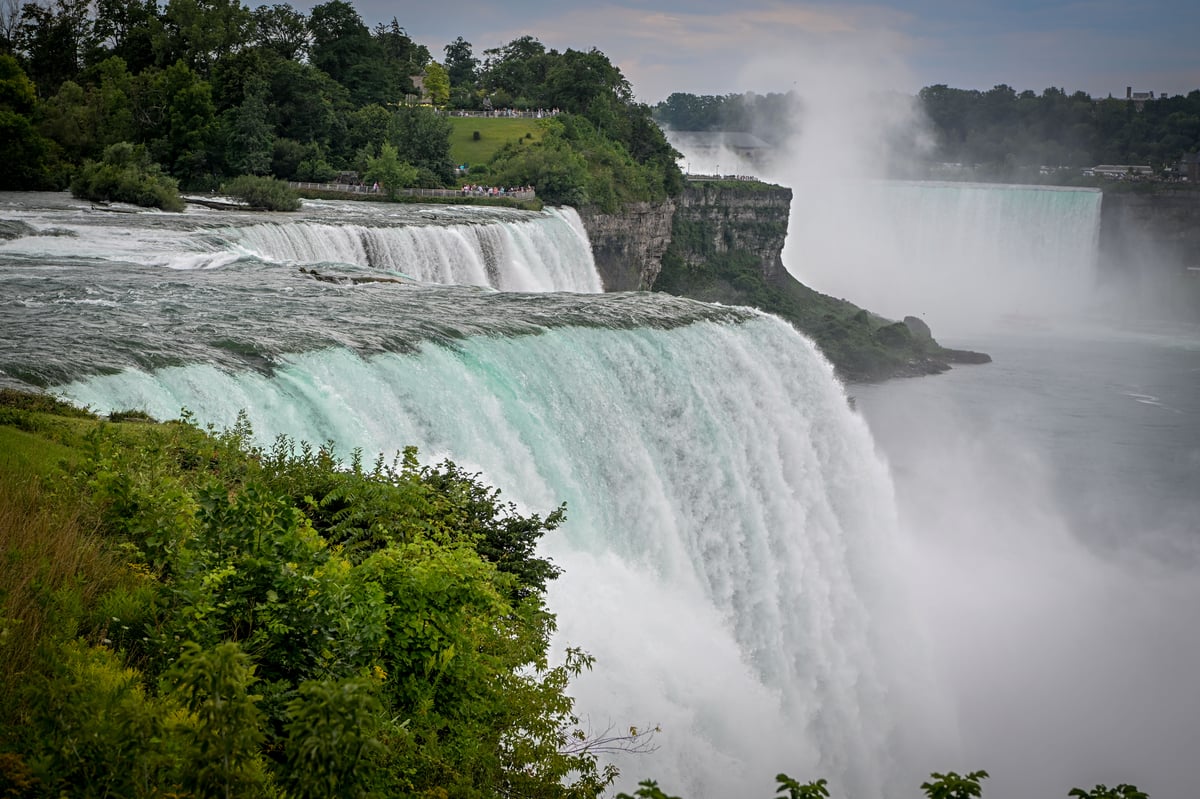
579, 180, 989, 382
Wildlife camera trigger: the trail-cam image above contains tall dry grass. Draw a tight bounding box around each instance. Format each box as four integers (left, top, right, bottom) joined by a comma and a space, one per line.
0, 469, 124, 703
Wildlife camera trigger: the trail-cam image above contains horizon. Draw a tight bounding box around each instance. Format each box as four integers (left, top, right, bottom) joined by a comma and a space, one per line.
291, 0, 1200, 104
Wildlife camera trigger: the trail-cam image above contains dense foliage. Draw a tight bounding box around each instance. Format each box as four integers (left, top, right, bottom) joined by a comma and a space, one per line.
0, 0, 681, 208
0, 396, 622, 797
220, 174, 300, 210
70, 140, 184, 210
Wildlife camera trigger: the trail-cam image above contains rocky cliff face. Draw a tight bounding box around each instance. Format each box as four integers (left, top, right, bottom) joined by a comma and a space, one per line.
581, 180, 985, 381
671, 183, 792, 280
577, 183, 792, 291
575, 201, 676, 291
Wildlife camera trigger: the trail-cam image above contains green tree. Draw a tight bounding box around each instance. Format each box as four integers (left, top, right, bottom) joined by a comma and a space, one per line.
443, 35, 477, 89
921, 770, 990, 799
251, 2, 308, 61
1069, 785, 1149, 799
387, 105, 453, 185
157, 0, 252, 76
281, 678, 383, 799
224, 73, 273, 174
776, 774, 830, 799
423, 61, 449, 107
70, 140, 184, 210
363, 141, 417, 199
170, 641, 271, 799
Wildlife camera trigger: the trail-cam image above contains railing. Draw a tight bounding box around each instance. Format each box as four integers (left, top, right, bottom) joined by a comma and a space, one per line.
288, 182, 537, 201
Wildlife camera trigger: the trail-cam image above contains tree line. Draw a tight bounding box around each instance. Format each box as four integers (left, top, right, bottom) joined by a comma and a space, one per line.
654, 85, 1200, 177
0, 0, 682, 209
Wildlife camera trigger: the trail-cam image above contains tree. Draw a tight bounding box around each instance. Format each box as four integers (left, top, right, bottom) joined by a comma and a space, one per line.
251, 2, 308, 61
170, 641, 271, 799
387, 106, 453, 185
224, 72, 272, 174
423, 61, 449, 107
921, 770, 990, 799
92, 0, 160, 72
14, 0, 95, 94
1069, 785, 1149, 799
776, 775, 830, 799
70, 140, 185, 210
443, 35, 476, 88
158, 0, 253, 76
362, 141, 416, 199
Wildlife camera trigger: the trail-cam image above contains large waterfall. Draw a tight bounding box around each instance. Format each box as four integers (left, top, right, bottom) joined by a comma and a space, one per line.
56, 315, 921, 799
0, 194, 601, 292
785, 181, 1103, 335
0, 192, 940, 797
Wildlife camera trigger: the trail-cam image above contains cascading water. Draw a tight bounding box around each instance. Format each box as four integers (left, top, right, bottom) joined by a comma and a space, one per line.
0, 193, 601, 292
54, 316, 924, 799
784, 181, 1103, 335
0, 192, 946, 797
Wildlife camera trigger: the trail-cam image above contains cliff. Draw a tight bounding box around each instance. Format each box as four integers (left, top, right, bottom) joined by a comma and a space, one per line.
1098, 189, 1200, 318
579, 181, 988, 382
575, 201, 676, 291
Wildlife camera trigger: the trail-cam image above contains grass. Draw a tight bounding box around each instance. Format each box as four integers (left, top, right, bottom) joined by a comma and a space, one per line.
448, 117, 545, 168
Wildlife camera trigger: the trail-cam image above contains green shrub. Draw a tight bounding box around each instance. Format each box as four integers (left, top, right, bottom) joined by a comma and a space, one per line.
220, 175, 301, 211
70, 142, 184, 212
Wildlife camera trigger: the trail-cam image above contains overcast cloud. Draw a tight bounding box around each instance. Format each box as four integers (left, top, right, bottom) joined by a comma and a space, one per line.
290, 0, 1199, 101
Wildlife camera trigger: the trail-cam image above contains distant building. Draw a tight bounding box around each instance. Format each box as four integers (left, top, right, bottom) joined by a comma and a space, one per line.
1125, 86, 1156, 110
1091, 164, 1154, 178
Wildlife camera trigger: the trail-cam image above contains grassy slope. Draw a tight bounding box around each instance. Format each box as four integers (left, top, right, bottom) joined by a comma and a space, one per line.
447, 117, 545, 168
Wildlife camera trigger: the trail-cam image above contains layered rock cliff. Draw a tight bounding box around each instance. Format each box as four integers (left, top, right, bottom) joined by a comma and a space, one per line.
578, 181, 988, 382
575, 201, 676, 291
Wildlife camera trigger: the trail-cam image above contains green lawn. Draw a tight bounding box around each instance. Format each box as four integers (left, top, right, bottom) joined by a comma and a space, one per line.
448, 117, 545, 168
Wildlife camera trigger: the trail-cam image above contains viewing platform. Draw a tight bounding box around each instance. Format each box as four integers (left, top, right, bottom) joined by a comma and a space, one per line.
288, 181, 537, 201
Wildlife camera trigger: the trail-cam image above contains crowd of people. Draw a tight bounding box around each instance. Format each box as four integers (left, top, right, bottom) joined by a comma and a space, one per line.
460, 184, 535, 197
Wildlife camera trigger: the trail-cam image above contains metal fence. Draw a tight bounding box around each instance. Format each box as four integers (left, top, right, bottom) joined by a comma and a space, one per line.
288, 182, 536, 200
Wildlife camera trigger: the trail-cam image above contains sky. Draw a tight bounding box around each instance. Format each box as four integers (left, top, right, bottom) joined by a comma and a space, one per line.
296, 0, 1200, 103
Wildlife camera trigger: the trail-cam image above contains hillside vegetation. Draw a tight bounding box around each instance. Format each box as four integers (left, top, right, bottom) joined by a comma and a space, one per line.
0, 390, 627, 797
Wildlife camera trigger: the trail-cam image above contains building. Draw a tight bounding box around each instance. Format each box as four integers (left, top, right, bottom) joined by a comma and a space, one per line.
1091, 164, 1154, 178
1126, 86, 1157, 111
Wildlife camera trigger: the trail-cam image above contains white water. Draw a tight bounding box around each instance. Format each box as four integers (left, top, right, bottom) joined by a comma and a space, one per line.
0, 195, 601, 292
56, 315, 943, 798
784, 181, 1103, 336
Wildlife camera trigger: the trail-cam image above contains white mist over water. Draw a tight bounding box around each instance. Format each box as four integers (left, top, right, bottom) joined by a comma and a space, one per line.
704, 37, 1200, 799
56, 316, 950, 799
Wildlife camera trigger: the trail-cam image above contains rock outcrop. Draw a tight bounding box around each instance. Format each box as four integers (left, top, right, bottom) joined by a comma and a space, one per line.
576, 201, 676, 291
576, 180, 988, 382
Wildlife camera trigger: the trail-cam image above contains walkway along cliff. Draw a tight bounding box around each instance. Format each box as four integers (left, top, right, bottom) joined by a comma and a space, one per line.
578, 180, 990, 382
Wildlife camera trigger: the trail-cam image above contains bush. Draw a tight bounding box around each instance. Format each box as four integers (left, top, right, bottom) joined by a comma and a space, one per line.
70, 142, 184, 212
221, 175, 301, 211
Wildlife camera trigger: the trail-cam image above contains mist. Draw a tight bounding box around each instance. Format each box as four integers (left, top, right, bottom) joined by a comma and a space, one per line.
660, 33, 1200, 799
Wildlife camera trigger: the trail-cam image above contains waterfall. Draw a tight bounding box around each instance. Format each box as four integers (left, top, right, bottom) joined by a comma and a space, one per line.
785, 181, 1103, 334
54, 314, 933, 798
0, 197, 602, 292
222, 207, 601, 291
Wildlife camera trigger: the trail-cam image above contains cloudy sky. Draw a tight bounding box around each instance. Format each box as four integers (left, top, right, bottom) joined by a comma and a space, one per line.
295, 0, 1200, 103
